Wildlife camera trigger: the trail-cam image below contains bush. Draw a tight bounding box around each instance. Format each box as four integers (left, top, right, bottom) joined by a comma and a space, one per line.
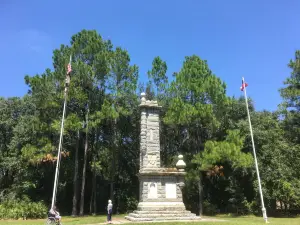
115, 196, 138, 213
226, 199, 257, 215
0, 197, 47, 219
124, 196, 138, 212
203, 200, 218, 215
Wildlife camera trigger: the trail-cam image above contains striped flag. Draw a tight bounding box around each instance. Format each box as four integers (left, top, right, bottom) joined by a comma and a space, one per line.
240, 79, 248, 91
67, 55, 72, 74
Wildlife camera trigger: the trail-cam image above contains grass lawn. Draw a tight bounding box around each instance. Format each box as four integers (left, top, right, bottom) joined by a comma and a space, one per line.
0, 215, 108, 225
0, 214, 299, 225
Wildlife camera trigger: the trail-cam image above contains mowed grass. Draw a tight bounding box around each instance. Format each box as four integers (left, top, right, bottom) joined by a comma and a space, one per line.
0, 215, 108, 225
0, 214, 299, 225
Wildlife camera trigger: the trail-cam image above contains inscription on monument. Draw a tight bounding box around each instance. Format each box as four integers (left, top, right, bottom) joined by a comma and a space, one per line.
148, 182, 158, 199
150, 129, 153, 141
165, 183, 177, 199
147, 154, 157, 166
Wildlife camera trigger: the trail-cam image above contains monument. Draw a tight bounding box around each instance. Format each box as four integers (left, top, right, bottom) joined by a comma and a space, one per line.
125, 93, 200, 221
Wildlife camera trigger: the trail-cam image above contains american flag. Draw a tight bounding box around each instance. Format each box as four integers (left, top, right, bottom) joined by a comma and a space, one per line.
240, 79, 248, 91
67, 55, 72, 74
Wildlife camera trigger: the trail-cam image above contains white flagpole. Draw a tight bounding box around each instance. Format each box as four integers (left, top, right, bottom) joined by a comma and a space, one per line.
242, 77, 268, 223
51, 56, 72, 209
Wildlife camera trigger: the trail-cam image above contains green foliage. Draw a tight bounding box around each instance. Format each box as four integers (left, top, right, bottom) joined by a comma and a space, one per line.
280, 50, 300, 110
147, 56, 168, 101
279, 50, 300, 144
0, 197, 47, 219
202, 200, 217, 215
238, 111, 300, 209
164, 55, 228, 128
193, 130, 253, 170
226, 199, 257, 215
115, 195, 138, 213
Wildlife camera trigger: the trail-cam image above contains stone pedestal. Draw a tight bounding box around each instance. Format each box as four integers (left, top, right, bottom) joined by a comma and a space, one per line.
125, 93, 200, 221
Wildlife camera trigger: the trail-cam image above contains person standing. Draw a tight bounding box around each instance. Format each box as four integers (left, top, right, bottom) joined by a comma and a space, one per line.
107, 199, 113, 224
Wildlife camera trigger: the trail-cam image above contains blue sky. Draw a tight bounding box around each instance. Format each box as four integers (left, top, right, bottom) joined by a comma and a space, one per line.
0, 0, 299, 111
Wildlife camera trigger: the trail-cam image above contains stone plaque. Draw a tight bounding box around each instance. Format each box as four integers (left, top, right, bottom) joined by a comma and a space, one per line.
148, 182, 158, 199
147, 154, 157, 166
165, 183, 177, 199
150, 129, 153, 141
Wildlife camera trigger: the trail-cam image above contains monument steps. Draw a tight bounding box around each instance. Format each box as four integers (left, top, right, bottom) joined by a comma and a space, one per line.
130, 212, 196, 217
125, 215, 201, 221
133, 210, 193, 214
136, 207, 188, 211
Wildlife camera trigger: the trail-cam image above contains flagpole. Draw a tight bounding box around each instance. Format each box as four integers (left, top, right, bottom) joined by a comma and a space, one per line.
242, 77, 268, 223
51, 55, 72, 209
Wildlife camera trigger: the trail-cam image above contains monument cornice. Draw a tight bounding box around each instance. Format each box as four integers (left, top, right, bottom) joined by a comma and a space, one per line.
137, 170, 186, 177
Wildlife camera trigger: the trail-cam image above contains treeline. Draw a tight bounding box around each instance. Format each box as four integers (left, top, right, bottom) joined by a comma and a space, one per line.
0, 30, 299, 219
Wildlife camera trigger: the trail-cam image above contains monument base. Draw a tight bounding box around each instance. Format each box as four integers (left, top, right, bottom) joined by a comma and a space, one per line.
125, 169, 201, 222
125, 202, 201, 221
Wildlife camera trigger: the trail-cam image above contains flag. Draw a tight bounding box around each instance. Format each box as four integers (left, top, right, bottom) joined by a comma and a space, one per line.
240, 79, 248, 91
67, 55, 72, 74
65, 55, 72, 86
67, 63, 72, 74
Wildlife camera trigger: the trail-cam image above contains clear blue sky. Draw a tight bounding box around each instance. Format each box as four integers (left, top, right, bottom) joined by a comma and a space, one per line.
0, 0, 299, 111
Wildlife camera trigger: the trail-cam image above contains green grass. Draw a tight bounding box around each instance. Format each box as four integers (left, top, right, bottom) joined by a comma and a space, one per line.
205, 215, 300, 225
0, 215, 107, 225
0, 215, 299, 225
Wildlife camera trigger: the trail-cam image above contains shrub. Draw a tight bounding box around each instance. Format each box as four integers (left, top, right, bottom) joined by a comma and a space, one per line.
0, 197, 47, 219
125, 196, 138, 212
203, 200, 218, 215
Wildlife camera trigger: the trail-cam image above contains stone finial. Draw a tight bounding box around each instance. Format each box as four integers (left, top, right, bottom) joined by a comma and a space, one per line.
141, 92, 146, 103
176, 155, 186, 172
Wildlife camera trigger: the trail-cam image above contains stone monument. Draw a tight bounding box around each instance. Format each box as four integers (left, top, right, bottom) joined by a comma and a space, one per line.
125, 93, 200, 221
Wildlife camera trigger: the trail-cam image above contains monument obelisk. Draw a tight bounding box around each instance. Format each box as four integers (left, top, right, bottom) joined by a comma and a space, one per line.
125, 93, 200, 221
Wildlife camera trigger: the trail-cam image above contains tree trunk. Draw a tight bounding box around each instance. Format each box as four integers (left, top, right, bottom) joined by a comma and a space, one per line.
89, 156, 96, 214
198, 175, 203, 216
93, 130, 100, 215
89, 183, 94, 214
196, 126, 203, 216
72, 130, 80, 216
110, 182, 114, 203
79, 109, 89, 216
93, 174, 97, 214
110, 118, 118, 204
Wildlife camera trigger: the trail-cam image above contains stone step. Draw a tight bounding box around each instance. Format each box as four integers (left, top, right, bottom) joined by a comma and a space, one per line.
130, 212, 196, 216
128, 213, 196, 218
137, 206, 187, 211
133, 210, 193, 214
125, 215, 201, 221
